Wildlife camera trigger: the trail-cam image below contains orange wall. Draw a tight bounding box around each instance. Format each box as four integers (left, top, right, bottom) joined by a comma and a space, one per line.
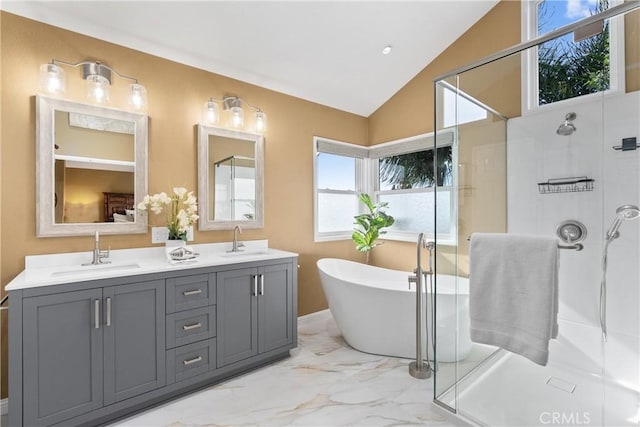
0, 11, 368, 398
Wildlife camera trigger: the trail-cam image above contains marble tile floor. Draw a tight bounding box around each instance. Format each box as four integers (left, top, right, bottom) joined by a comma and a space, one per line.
110, 310, 456, 427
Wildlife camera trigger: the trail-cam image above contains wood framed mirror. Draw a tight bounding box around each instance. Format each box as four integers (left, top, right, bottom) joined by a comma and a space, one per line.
197, 124, 264, 230
36, 95, 148, 237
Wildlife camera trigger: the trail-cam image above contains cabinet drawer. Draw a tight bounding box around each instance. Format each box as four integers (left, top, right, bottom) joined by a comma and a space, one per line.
166, 338, 216, 384
166, 274, 216, 313
166, 305, 216, 348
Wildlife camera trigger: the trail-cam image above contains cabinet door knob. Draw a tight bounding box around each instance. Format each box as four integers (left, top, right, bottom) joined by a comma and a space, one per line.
182, 322, 202, 331
183, 289, 202, 296
183, 355, 203, 366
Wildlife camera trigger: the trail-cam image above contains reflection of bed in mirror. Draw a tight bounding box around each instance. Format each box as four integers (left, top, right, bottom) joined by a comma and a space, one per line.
103, 192, 135, 222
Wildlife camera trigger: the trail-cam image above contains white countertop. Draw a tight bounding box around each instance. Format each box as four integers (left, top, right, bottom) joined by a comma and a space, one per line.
6, 240, 298, 291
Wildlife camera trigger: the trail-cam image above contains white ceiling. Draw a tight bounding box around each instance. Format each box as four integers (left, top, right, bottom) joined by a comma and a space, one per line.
2, 1, 499, 117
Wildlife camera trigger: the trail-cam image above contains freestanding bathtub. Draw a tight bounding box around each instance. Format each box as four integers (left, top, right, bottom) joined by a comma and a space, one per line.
317, 258, 471, 362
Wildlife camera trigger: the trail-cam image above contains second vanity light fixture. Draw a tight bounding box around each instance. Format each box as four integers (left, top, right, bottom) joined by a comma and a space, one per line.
39, 59, 148, 111
203, 95, 267, 133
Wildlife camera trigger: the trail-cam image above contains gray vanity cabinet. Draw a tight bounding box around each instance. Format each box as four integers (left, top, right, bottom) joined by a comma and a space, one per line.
216, 263, 294, 367
22, 289, 104, 427
103, 280, 166, 405
216, 268, 258, 366
9, 254, 297, 427
258, 263, 294, 353
20, 280, 165, 426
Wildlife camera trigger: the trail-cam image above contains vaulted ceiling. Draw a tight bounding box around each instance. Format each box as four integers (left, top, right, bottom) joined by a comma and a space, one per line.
2, 1, 499, 116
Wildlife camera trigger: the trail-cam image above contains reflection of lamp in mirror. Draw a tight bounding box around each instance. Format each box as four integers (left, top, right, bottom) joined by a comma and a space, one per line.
39, 63, 66, 95
203, 99, 220, 124
38, 59, 147, 111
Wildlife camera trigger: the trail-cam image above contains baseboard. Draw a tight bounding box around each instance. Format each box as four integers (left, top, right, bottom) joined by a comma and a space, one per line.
1, 398, 7, 416
298, 308, 329, 321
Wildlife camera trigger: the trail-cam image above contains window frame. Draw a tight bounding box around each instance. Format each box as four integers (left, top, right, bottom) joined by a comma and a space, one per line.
521, 0, 626, 114
313, 136, 367, 242
372, 133, 457, 245
313, 131, 457, 245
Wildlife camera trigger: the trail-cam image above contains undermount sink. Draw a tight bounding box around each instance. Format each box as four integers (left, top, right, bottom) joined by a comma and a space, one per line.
217, 248, 270, 258
50, 263, 141, 277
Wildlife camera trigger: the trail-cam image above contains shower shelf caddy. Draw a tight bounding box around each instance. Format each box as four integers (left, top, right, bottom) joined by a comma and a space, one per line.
537, 177, 594, 194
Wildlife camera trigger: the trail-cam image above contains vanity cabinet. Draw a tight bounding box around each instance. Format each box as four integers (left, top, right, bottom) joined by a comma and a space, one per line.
22, 289, 104, 426
216, 263, 294, 367
9, 255, 297, 427
21, 280, 165, 426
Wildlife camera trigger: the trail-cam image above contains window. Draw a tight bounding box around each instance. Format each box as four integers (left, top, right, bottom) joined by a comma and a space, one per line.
523, 0, 624, 111
441, 84, 488, 128
372, 134, 455, 243
313, 132, 457, 244
313, 137, 367, 242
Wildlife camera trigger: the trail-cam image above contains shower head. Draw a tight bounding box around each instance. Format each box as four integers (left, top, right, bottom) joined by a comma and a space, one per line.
557, 112, 577, 136
605, 204, 640, 241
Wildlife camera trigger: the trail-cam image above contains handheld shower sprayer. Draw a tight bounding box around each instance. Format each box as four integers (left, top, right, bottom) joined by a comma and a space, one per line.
600, 204, 640, 341
605, 204, 640, 241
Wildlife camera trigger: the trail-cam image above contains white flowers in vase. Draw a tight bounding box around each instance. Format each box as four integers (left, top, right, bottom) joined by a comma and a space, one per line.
138, 187, 199, 241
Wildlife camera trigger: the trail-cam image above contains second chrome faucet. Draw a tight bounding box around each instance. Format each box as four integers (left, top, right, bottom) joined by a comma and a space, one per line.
228, 225, 246, 253
83, 230, 110, 266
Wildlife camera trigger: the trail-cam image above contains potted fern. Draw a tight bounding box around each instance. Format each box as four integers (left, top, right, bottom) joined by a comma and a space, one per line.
352, 193, 395, 264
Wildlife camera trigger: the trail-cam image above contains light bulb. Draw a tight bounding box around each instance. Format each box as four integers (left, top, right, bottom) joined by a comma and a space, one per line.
203, 100, 219, 124
128, 83, 147, 111
254, 111, 267, 133
230, 106, 244, 129
39, 63, 66, 95
85, 74, 110, 104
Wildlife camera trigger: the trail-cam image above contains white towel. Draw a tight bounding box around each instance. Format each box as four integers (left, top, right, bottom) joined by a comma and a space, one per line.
469, 233, 559, 366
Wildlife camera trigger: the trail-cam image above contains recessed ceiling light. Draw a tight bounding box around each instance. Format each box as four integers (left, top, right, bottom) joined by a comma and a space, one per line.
382, 45, 393, 55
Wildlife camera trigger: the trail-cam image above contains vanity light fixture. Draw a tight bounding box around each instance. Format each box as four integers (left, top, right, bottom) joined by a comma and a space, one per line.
202, 95, 267, 133
38, 59, 148, 111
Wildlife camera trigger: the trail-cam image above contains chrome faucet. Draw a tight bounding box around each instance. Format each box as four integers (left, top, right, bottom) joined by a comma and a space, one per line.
408, 233, 434, 380
229, 225, 245, 253
83, 230, 110, 266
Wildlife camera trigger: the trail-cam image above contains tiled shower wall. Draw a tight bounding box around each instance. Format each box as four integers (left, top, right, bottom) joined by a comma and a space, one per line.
507, 91, 640, 412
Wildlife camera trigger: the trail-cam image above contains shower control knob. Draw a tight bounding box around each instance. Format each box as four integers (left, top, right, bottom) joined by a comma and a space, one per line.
556, 220, 587, 244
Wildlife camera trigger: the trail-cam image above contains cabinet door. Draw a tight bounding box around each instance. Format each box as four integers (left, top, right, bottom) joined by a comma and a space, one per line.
258, 263, 294, 353
23, 289, 104, 426
216, 268, 258, 367
103, 280, 166, 405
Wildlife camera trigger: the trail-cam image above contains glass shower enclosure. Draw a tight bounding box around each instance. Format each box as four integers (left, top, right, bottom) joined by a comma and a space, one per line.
433, 3, 640, 426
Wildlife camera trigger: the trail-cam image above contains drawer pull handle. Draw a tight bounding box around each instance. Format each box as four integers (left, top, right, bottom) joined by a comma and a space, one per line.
259, 274, 265, 296
253, 275, 258, 297
183, 355, 202, 366
182, 322, 202, 331
183, 289, 202, 296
